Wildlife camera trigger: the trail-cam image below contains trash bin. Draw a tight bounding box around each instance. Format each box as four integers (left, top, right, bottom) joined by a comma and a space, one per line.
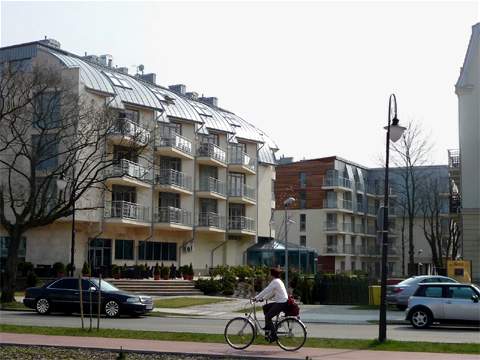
369, 285, 381, 305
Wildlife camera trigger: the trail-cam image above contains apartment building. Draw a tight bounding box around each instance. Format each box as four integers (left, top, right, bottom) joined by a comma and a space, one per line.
455, 23, 480, 283
273, 157, 451, 277
0, 40, 278, 274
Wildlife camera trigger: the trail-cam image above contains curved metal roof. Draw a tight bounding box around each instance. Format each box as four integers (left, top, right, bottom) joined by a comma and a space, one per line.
219, 111, 264, 142
186, 99, 234, 133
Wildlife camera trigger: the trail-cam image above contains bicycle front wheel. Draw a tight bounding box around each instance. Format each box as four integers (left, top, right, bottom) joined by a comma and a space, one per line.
275, 317, 307, 351
224, 317, 256, 350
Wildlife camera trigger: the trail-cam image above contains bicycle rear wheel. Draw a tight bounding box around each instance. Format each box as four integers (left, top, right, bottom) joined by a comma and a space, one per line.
275, 317, 307, 351
224, 317, 256, 350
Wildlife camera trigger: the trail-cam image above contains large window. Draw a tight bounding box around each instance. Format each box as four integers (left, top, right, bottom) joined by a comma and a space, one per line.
300, 235, 306, 247
299, 190, 307, 209
138, 241, 177, 261
299, 214, 306, 232
299, 172, 307, 188
32, 134, 59, 170
33, 92, 61, 129
115, 239, 134, 260
159, 192, 180, 208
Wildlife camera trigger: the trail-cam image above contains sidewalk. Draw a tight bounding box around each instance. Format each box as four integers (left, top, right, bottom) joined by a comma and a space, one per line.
0, 332, 476, 359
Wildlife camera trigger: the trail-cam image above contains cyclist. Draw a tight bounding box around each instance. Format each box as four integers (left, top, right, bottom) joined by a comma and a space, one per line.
253, 267, 288, 342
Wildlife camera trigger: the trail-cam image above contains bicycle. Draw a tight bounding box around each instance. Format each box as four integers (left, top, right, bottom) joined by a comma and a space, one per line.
224, 299, 307, 351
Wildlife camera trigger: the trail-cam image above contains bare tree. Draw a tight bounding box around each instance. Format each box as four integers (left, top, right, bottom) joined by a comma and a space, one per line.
390, 121, 433, 276
0, 62, 147, 303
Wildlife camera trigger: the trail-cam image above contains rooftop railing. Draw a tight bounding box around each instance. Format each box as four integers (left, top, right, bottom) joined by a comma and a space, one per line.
228, 216, 255, 232
104, 200, 149, 222
196, 143, 226, 164
154, 168, 192, 191
154, 206, 192, 226
198, 176, 226, 196
106, 159, 152, 182
197, 212, 225, 229
323, 176, 352, 189
228, 183, 256, 200
110, 118, 150, 144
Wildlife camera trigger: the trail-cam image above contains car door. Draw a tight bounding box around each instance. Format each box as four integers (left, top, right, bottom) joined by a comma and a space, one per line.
47, 278, 80, 312
81, 279, 99, 314
444, 285, 480, 321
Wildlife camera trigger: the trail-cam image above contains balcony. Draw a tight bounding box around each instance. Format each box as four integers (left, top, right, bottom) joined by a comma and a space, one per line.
356, 202, 365, 213
228, 184, 256, 205
154, 206, 192, 231
108, 118, 150, 146
155, 132, 193, 160
197, 177, 227, 200
323, 199, 353, 212
104, 201, 150, 226
196, 212, 226, 232
228, 148, 256, 174
322, 176, 351, 190
355, 182, 365, 192
154, 168, 193, 195
367, 204, 377, 216
196, 143, 227, 167
228, 216, 256, 235
322, 244, 352, 255
323, 222, 353, 233
448, 149, 460, 170
105, 159, 152, 188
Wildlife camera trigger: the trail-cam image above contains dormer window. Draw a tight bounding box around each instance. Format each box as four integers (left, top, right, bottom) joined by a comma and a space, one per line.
103, 71, 131, 89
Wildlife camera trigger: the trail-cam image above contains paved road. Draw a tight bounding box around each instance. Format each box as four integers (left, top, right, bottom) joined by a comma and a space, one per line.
1, 311, 478, 344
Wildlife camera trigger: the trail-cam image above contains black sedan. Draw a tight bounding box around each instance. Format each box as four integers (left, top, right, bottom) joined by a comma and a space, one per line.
23, 277, 153, 317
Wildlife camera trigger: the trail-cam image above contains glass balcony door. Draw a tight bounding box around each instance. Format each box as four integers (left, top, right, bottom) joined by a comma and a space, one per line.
229, 172, 245, 196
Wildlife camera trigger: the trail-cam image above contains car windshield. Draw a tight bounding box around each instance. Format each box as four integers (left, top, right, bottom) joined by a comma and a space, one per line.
472, 284, 480, 293
90, 279, 120, 292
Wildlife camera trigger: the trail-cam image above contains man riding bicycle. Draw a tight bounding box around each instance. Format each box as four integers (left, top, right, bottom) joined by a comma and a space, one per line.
253, 267, 288, 342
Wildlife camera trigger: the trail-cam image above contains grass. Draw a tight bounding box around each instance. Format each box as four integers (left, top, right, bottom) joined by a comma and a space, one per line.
0, 301, 31, 311
147, 311, 201, 318
153, 297, 229, 308
0, 324, 478, 354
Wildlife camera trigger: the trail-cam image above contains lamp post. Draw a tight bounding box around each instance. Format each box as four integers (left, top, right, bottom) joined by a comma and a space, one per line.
283, 197, 295, 291
379, 94, 406, 343
56, 173, 76, 277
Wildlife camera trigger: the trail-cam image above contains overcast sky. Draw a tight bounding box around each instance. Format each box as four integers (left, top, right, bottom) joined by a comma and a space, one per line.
1, 1, 478, 166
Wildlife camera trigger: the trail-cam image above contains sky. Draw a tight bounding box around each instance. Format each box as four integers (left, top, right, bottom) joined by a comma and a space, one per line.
1, 0, 478, 167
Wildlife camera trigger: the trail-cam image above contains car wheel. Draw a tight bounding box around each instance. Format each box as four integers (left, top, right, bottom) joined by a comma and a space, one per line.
410, 308, 432, 329
396, 304, 407, 311
104, 300, 120, 318
36, 298, 51, 315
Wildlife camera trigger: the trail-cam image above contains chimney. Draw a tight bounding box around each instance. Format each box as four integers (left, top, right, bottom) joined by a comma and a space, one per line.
117, 67, 129, 75
169, 84, 186, 95
82, 54, 99, 64
140, 73, 156, 84
39, 38, 61, 49
99, 54, 113, 67
199, 96, 218, 107
186, 92, 199, 100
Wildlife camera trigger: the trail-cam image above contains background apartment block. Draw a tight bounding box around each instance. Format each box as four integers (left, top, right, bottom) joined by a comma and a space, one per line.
0, 40, 278, 275
273, 156, 452, 277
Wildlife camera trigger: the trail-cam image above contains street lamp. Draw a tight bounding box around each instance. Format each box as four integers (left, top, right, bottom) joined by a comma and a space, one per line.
283, 197, 295, 291
379, 94, 406, 343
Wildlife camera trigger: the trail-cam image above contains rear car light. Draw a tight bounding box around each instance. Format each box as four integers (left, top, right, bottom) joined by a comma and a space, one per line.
393, 287, 404, 293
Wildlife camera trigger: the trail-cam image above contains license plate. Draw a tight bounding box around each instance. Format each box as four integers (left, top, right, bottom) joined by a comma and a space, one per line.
146, 304, 153, 310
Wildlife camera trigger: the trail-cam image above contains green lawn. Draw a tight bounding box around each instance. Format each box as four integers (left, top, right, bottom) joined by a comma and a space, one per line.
153, 297, 229, 308
0, 301, 31, 311
0, 324, 478, 354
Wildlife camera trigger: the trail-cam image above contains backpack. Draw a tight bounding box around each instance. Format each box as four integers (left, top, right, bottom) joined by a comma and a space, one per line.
285, 295, 300, 316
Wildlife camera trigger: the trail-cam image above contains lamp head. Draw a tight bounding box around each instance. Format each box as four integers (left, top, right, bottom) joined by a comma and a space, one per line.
56, 176, 67, 191
384, 117, 406, 143
284, 197, 296, 207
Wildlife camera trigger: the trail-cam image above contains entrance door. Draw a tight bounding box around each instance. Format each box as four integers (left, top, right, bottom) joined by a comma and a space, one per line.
88, 238, 112, 276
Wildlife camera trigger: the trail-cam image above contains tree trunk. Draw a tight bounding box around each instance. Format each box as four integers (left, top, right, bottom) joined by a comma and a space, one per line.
408, 221, 415, 276
1, 228, 23, 303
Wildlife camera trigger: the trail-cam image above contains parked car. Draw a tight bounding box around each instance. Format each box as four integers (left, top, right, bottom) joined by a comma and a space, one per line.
386, 275, 458, 310
23, 277, 153, 317
406, 283, 480, 329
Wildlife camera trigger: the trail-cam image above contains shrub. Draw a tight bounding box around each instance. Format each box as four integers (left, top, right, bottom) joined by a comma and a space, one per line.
160, 263, 169, 279
195, 278, 222, 295
53, 262, 65, 275
81, 262, 91, 276
154, 262, 160, 276
188, 263, 194, 276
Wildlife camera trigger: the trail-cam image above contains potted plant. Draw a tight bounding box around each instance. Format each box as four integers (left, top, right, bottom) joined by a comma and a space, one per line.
81, 262, 91, 277
160, 262, 169, 280
66, 263, 75, 276
53, 262, 65, 278
111, 264, 120, 279
183, 263, 194, 281
154, 262, 161, 280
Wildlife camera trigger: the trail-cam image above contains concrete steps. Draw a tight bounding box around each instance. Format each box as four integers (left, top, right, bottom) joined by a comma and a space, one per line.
108, 279, 203, 296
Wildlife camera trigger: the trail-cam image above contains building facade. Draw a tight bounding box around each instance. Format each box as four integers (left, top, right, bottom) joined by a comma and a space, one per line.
455, 23, 480, 283
273, 157, 451, 278
0, 40, 278, 274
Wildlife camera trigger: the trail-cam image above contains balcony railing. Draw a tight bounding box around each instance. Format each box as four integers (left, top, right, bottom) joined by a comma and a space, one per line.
199, 177, 226, 196
323, 244, 352, 254
154, 207, 192, 226
323, 176, 352, 189
228, 216, 255, 232
110, 118, 150, 144
228, 147, 256, 171
154, 168, 192, 191
366, 225, 377, 235
156, 132, 193, 155
357, 202, 364, 213
323, 199, 353, 210
106, 159, 152, 182
104, 201, 149, 222
228, 184, 256, 200
367, 204, 377, 215
356, 182, 365, 192
448, 149, 460, 169
197, 143, 226, 163
354, 224, 365, 233
197, 212, 225, 229
324, 222, 353, 232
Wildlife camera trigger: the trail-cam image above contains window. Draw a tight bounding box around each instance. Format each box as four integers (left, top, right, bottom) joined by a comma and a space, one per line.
112, 185, 136, 203
159, 156, 181, 172
138, 241, 177, 261
120, 109, 139, 124
33, 92, 61, 129
299, 190, 306, 209
159, 192, 180, 208
49, 278, 78, 290
200, 133, 219, 146
115, 239, 134, 260
32, 134, 59, 170
351, 261, 356, 271
104, 71, 132, 89
299, 214, 306, 232
420, 286, 444, 298
448, 286, 476, 300
299, 172, 307, 188
300, 235, 306, 247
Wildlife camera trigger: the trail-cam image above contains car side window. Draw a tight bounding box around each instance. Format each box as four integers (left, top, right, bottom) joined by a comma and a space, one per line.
49, 279, 78, 290
81, 279, 95, 291
448, 286, 475, 300
423, 286, 443, 298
